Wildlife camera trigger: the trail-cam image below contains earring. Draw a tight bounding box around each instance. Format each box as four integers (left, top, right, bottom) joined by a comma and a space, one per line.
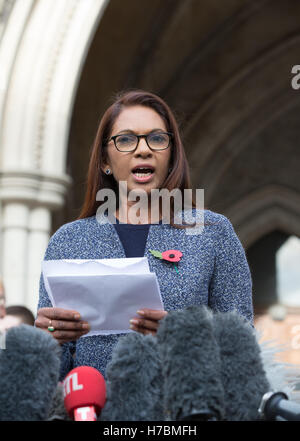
105, 169, 111, 175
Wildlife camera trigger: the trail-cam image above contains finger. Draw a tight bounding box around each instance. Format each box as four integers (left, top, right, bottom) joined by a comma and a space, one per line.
130, 318, 159, 331
136, 309, 168, 321
38, 307, 82, 321
130, 324, 156, 337
36, 315, 89, 332
57, 333, 88, 345
51, 329, 89, 342
50, 319, 90, 332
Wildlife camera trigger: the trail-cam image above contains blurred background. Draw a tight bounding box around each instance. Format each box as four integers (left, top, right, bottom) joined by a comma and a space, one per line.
0, 0, 299, 366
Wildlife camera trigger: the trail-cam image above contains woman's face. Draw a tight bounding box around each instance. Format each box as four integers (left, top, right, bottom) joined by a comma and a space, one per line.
102, 105, 172, 197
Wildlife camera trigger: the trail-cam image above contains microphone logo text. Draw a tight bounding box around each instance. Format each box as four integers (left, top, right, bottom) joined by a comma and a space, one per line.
63, 372, 84, 397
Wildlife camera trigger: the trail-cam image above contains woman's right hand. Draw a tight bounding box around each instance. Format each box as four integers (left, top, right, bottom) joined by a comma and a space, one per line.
35, 307, 90, 345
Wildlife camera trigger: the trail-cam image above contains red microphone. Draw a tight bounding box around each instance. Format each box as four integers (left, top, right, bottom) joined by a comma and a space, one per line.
63, 366, 106, 421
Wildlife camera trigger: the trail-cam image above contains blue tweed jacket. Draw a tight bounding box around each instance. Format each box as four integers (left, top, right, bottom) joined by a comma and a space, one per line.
37, 209, 253, 380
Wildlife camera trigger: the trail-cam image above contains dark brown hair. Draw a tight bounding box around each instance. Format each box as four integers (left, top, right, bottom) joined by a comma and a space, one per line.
5, 305, 35, 326
78, 89, 202, 229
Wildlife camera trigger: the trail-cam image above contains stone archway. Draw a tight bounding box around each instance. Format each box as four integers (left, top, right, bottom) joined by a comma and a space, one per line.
224, 184, 300, 312
1, 0, 300, 316
0, 0, 109, 311
223, 185, 300, 248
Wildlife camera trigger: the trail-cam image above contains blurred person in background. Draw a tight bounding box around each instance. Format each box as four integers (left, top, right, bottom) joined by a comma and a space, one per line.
0, 305, 35, 332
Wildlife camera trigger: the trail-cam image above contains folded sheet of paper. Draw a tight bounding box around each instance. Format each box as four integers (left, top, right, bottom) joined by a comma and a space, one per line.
42, 257, 164, 337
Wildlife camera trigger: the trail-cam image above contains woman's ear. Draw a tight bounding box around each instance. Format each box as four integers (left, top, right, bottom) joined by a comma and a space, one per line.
101, 164, 108, 174
101, 155, 111, 174
101, 164, 112, 175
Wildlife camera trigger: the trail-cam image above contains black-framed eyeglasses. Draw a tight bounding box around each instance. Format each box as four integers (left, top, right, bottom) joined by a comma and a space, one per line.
109, 132, 173, 152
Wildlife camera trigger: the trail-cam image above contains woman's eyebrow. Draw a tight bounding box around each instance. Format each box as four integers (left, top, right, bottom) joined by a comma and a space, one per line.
115, 128, 165, 135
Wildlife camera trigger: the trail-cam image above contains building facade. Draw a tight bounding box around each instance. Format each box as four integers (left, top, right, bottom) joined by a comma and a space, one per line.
0, 0, 299, 326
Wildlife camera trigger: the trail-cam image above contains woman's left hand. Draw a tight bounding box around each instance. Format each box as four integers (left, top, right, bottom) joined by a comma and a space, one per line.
129, 309, 168, 336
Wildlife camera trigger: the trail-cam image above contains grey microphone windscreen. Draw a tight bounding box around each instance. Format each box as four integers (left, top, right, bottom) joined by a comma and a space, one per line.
156, 306, 225, 421
0, 324, 61, 421
212, 310, 270, 421
46, 383, 71, 421
100, 332, 164, 421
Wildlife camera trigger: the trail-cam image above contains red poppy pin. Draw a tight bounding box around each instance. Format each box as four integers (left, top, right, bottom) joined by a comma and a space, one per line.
149, 249, 183, 274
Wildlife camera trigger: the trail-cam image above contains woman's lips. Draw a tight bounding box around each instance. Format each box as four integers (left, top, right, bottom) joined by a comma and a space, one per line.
131, 171, 154, 183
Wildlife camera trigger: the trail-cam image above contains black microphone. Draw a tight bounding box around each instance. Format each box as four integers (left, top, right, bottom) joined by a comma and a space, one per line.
100, 332, 164, 421
0, 324, 61, 421
156, 305, 225, 421
212, 310, 271, 421
258, 391, 300, 421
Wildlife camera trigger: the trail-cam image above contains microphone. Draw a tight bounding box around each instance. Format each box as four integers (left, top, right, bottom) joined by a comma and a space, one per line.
63, 366, 106, 421
258, 391, 300, 421
46, 383, 72, 421
156, 305, 225, 421
212, 310, 272, 421
101, 332, 164, 421
0, 324, 61, 421
157, 306, 299, 421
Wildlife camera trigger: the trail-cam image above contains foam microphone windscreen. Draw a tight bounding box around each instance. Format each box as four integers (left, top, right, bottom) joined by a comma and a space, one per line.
63, 366, 106, 421
156, 305, 225, 421
101, 332, 164, 421
0, 324, 61, 421
212, 310, 271, 421
46, 383, 72, 421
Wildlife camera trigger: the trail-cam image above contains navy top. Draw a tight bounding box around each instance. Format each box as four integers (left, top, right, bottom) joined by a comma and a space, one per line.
113, 218, 162, 258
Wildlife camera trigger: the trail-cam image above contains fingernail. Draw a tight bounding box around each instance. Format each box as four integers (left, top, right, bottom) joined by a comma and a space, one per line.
136, 310, 144, 315
82, 323, 90, 330
130, 319, 139, 325
74, 314, 80, 320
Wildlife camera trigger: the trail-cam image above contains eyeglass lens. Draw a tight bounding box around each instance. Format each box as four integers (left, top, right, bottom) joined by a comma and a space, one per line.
115, 133, 170, 151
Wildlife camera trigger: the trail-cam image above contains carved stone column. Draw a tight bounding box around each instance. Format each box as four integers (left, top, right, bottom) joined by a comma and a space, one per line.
0, 171, 70, 311
0, 0, 108, 312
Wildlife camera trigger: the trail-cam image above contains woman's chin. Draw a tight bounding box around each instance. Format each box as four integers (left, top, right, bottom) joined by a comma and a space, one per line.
127, 181, 159, 195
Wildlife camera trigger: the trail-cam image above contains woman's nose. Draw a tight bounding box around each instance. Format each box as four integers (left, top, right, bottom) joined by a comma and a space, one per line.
135, 137, 152, 155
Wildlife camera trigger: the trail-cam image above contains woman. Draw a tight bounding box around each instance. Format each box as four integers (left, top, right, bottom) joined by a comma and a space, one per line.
35, 90, 253, 380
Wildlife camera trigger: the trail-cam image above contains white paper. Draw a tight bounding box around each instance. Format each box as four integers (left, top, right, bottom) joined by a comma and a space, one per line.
42, 258, 164, 336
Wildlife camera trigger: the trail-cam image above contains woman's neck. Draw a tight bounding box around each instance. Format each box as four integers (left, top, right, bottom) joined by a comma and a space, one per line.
115, 203, 162, 225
